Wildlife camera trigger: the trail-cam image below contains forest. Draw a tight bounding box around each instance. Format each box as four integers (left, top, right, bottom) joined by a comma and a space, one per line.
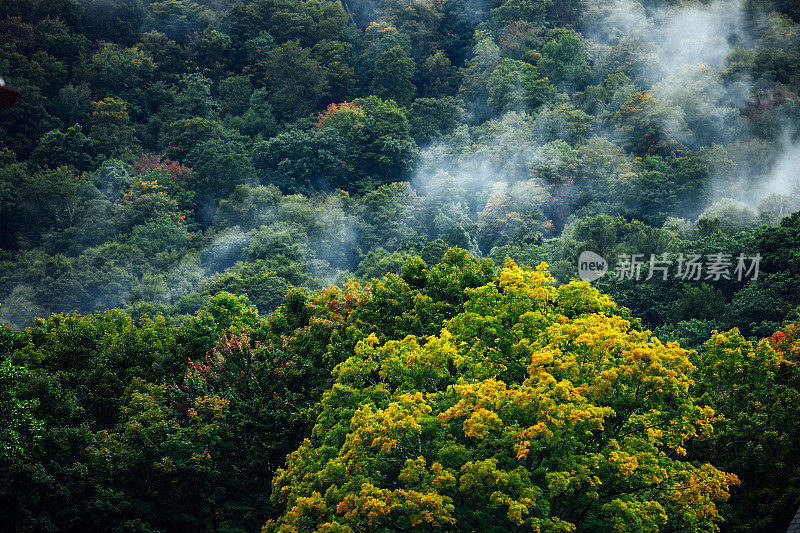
1, 0, 800, 530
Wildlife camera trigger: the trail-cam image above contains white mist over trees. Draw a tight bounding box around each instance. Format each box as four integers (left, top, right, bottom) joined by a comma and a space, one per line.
2, 0, 800, 531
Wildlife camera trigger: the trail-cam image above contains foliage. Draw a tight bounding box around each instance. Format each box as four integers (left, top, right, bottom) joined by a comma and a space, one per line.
267, 262, 738, 532
690, 325, 800, 532
2, 0, 800, 529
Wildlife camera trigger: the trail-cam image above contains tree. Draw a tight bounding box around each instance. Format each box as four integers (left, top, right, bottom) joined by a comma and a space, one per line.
33, 18, 90, 65
3, 2, 800, 530
312, 39, 355, 103
133, 152, 193, 186
539, 28, 590, 92
691, 326, 800, 532
176, 292, 263, 358
31, 0, 83, 30
724, 212, 800, 337
318, 96, 419, 189
407, 97, 461, 144
89, 97, 137, 155
213, 183, 281, 230
354, 182, 423, 255
187, 29, 233, 77
203, 261, 292, 313
370, 45, 416, 105
377, 0, 445, 60
0, 82, 60, 158
267, 262, 738, 532
224, 87, 280, 138
613, 91, 687, 156
12, 309, 182, 427
458, 30, 501, 120
4, 166, 83, 246
491, 0, 548, 27
185, 137, 254, 200
252, 0, 348, 47
161, 116, 226, 160
53, 83, 93, 128
420, 50, 455, 98
86, 329, 324, 530
82, 0, 145, 45
147, 0, 209, 43
265, 41, 328, 122
218, 75, 253, 117
477, 179, 550, 251
137, 30, 186, 81
89, 42, 155, 112
253, 128, 349, 194
773, 0, 800, 22
487, 58, 554, 112
176, 72, 216, 119
30, 124, 97, 171
0, 357, 43, 462
0, 348, 96, 532
497, 20, 542, 61
697, 199, 758, 235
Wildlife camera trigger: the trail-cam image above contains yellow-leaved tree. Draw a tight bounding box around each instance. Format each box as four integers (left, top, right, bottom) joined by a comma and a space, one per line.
265, 260, 738, 532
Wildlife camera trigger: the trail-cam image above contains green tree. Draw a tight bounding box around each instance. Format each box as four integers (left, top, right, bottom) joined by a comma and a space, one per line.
491, 0, 548, 27
185, 137, 254, 200
53, 83, 93, 128
161, 116, 226, 159
487, 58, 554, 112
203, 261, 293, 314
89, 42, 155, 112
540, 28, 590, 92
176, 71, 216, 119
265, 41, 328, 122
218, 75, 253, 117
318, 96, 419, 189
30, 124, 98, 171
224, 87, 280, 138
458, 30, 501, 119
90, 97, 137, 155
370, 45, 416, 105
82, 0, 146, 45
187, 29, 233, 77
613, 92, 687, 156
691, 326, 800, 532
137, 30, 186, 81
253, 128, 348, 194
312, 39, 355, 103
407, 97, 461, 144
147, 0, 209, 43
420, 50, 455, 98
0, 357, 43, 462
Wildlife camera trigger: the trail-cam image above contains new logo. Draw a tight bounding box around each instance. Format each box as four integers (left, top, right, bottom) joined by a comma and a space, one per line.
578, 251, 608, 282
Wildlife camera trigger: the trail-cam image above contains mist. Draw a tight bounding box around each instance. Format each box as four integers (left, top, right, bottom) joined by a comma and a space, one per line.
762, 135, 800, 197
1, 0, 798, 329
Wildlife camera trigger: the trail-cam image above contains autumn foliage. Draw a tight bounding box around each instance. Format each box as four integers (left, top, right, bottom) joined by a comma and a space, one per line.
315, 101, 365, 129
266, 262, 738, 532
133, 153, 193, 185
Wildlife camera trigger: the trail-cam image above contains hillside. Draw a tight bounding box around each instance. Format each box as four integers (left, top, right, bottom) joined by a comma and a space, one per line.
1, 0, 800, 530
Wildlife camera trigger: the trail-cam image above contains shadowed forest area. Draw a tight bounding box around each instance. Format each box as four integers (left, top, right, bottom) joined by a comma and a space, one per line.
2, 0, 800, 530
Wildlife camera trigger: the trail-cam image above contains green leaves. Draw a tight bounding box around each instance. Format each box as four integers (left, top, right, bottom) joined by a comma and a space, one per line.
370, 45, 416, 105
268, 262, 737, 532
689, 326, 800, 531
0, 357, 43, 461
487, 58, 554, 112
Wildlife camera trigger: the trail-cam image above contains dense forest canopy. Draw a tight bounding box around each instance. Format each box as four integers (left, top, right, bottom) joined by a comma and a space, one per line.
1, 0, 800, 530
